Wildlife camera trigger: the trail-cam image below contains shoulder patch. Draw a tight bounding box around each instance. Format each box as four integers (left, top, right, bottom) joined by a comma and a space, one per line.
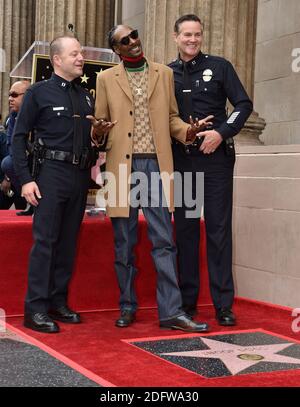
227, 111, 240, 124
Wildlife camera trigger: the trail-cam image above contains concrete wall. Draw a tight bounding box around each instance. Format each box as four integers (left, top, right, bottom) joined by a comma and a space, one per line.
234, 0, 300, 308
121, 0, 145, 43
233, 145, 300, 308
254, 0, 300, 145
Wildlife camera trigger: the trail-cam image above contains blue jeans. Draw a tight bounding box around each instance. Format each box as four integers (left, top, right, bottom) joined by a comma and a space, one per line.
1, 154, 22, 193
0, 131, 8, 181
111, 158, 184, 321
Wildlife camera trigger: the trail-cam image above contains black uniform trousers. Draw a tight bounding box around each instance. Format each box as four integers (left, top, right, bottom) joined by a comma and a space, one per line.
172, 142, 235, 312
25, 159, 90, 314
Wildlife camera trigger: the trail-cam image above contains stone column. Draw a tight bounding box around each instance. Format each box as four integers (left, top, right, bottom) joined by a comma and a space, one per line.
0, 0, 35, 120
35, 0, 115, 48
144, 0, 265, 144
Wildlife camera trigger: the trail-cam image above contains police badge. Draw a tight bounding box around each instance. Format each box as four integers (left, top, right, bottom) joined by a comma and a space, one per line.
202, 69, 213, 82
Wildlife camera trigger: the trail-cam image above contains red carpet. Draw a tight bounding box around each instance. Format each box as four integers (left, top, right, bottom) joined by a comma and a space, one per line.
0, 210, 212, 316
6, 299, 300, 387
3, 210, 300, 387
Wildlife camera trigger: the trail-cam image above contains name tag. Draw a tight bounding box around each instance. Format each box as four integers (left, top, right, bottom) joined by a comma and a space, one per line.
52, 107, 65, 111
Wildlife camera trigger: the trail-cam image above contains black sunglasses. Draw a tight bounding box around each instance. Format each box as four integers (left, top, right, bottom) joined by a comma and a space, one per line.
9, 92, 24, 98
117, 29, 139, 46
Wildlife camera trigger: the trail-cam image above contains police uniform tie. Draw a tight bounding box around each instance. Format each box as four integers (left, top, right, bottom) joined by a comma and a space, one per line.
68, 83, 83, 162
182, 61, 195, 123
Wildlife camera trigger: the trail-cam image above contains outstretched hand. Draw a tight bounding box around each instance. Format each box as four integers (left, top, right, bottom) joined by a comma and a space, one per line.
86, 115, 117, 145
186, 115, 214, 142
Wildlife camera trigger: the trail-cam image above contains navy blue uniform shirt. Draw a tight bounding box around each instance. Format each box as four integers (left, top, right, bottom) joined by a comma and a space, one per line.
12, 73, 94, 185
169, 52, 253, 140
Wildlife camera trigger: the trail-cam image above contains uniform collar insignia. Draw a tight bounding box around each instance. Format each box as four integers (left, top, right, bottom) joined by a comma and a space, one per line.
178, 52, 206, 70
51, 73, 72, 90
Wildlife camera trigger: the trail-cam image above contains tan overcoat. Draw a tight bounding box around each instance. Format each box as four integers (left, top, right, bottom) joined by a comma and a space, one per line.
95, 59, 190, 217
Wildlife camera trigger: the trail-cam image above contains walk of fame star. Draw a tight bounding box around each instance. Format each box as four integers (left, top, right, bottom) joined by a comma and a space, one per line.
128, 330, 300, 378
162, 337, 300, 376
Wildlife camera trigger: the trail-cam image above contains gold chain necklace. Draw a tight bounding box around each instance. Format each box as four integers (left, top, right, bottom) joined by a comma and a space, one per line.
126, 63, 147, 96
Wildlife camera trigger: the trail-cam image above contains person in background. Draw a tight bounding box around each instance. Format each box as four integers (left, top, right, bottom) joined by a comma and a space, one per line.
0, 81, 29, 210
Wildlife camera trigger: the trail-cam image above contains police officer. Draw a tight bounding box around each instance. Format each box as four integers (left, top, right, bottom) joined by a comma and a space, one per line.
12, 35, 95, 333
169, 15, 253, 326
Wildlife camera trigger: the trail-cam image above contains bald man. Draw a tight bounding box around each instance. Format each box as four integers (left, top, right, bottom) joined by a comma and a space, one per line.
0, 80, 30, 209
12, 36, 95, 333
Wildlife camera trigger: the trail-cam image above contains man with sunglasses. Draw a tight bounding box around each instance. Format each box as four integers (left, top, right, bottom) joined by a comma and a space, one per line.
0, 80, 29, 210
89, 25, 213, 333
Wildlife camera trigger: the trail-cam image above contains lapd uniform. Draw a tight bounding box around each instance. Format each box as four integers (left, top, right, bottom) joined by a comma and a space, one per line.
13, 73, 94, 314
169, 52, 253, 314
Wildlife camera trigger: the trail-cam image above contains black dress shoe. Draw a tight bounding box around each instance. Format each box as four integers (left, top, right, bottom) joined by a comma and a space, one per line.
48, 306, 81, 324
182, 305, 198, 318
24, 312, 59, 333
16, 205, 34, 216
115, 310, 136, 328
160, 314, 209, 332
216, 308, 236, 326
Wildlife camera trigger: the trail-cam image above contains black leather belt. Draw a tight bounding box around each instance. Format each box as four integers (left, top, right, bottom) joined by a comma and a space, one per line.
44, 149, 79, 164
132, 153, 157, 159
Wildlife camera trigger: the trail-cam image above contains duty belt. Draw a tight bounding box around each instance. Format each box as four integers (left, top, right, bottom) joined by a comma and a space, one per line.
44, 149, 80, 164
173, 137, 204, 155
173, 137, 235, 156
